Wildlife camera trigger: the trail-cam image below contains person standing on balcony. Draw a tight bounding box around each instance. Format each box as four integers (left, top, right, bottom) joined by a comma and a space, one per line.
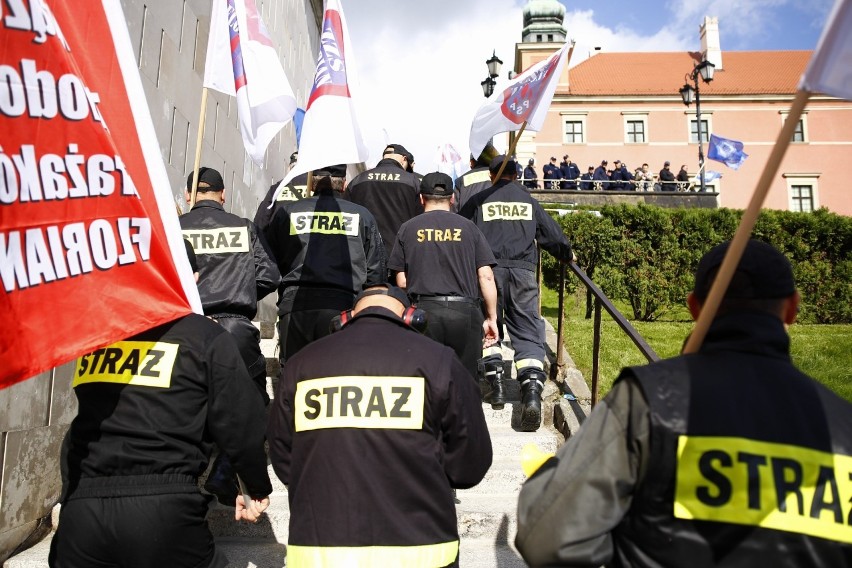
542, 157, 562, 190
523, 158, 539, 189
677, 164, 691, 191
593, 160, 610, 191
559, 155, 581, 189
659, 161, 677, 191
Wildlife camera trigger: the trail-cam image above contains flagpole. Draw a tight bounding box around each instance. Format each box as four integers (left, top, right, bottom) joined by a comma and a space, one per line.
683, 88, 810, 354
190, 87, 210, 209
495, 121, 528, 180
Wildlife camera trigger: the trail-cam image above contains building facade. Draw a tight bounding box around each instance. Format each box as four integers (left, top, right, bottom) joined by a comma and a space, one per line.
0, 1, 321, 561
515, 2, 852, 215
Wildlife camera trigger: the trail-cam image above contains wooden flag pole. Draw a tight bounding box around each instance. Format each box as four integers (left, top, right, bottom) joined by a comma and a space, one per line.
189, 87, 210, 209
495, 121, 528, 180
683, 88, 810, 354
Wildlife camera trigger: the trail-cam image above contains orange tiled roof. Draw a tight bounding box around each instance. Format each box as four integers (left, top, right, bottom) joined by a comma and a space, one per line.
567, 51, 812, 96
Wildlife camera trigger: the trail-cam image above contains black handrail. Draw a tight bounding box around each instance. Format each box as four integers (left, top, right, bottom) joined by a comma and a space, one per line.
552, 260, 660, 407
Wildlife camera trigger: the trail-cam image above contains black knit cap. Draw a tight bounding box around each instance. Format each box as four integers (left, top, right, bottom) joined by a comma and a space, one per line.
186, 167, 224, 191
419, 172, 454, 196
693, 239, 796, 301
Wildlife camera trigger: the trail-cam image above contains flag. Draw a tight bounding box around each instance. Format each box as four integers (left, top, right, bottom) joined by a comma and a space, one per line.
1, 0, 201, 389
707, 134, 749, 170
800, 0, 852, 101
204, 0, 296, 166
469, 42, 571, 159
693, 170, 722, 184
281, 0, 368, 185
435, 143, 465, 185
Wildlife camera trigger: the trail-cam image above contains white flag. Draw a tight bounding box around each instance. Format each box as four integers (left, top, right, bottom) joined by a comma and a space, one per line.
800, 0, 852, 101
435, 143, 465, 184
281, 0, 368, 185
469, 42, 570, 159
204, 0, 296, 166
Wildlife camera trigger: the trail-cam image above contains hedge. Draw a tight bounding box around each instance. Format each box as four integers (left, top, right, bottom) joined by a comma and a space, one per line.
541, 205, 852, 323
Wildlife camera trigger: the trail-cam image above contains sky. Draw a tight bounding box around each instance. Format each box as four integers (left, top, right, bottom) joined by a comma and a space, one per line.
340, 0, 836, 174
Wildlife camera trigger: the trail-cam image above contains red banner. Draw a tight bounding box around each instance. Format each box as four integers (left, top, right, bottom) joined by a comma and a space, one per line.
0, 0, 201, 389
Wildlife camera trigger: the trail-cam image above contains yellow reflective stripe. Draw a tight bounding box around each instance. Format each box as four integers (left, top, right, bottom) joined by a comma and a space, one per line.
295, 376, 425, 432
674, 435, 852, 544
464, 170, 491, 184
289, 212, 360, 236
515, 359, 544, 371
73, 341, 178, 389
181, 227, 249, 254
482, 346, 502, 358
287, 541, 459, 568
482, 201, 533, 221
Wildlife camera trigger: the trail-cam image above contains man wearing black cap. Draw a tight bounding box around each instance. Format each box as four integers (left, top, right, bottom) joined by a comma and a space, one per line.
253, 151, 310, 235
559, 155, 581, 189
346, 143, 422, 251
388, 172, 499, 377
264, 164, 386, 363
267, 284, 492, 567
659, 160, 676, 191
459, 156, 575, 432
455, 143, 499, 211
517, 239, 852, 567
523, 158, 538, 189
593, 159, 610, 191
542, 157, 562, 190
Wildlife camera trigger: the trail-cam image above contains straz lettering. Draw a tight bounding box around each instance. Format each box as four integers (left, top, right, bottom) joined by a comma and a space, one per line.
365, 173, 401, 181
482, 201, 532, 222
275, 184, 305, 202
294, 376, 425, 431
290, 212, 360, 236
416, 228, 462, 242
181, 227, 249, 254
674, 436, 852, 544
73, 341, 179, 389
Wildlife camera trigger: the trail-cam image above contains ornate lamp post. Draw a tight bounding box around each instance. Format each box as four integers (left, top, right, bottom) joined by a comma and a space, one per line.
679, 59, 715, 192
481, 50, 503, 98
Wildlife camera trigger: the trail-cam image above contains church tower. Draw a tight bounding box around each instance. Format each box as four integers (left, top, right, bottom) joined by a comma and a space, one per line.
522, 0, 567, 43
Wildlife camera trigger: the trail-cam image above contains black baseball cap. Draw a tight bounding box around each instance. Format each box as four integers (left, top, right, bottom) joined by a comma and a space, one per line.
314, 164, 347, 177
489, 155, 518, 175
383, 143, 410, 157
693, 239, 796, 301
186, 167, 224, 191
419, 172, 454, 197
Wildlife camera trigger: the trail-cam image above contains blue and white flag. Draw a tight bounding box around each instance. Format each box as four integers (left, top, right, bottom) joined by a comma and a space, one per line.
707, 134, 748, 170
693, 170, 722, 185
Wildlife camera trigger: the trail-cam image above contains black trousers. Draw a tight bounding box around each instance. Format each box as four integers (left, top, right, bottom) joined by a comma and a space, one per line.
278, 287, 356, 364
214, 315, 268, 405
416, 298, 483, 379
49, 492, 227, 568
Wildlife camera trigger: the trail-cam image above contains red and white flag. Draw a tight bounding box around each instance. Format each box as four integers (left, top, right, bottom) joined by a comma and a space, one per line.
469, 43, 571, 159
800, 0, 852, 101
204, 0, 297, 166
281, 0, 368, 185
0, 0, 201, 389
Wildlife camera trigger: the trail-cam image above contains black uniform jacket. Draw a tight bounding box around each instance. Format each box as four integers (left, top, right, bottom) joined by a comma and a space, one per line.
459, 179, 572, 269
64, 314, 272, 500
180, 200, 280, 318
346, 158, 423, 247
454, 166, 492, 211
263, 188, 386, 298
253, 172, 310, 235
267, 307, 492, 559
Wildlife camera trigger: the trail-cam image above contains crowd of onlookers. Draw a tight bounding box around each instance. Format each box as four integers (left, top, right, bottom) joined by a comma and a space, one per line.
519, 155, 695, 192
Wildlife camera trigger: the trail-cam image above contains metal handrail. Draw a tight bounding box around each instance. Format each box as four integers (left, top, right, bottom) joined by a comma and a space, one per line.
551, 260, 660, 407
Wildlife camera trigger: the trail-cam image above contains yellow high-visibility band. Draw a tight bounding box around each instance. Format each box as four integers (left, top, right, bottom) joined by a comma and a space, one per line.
287, 540, 459, 568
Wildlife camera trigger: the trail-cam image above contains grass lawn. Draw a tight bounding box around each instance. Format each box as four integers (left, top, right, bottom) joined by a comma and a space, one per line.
541, 286, 852, 403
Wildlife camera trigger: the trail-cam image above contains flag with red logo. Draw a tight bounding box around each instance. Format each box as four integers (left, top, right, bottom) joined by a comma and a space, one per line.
469, 43, 571, 159
204, 0, 297, 166
0, 0, 201, 389
281, 0, 368, 185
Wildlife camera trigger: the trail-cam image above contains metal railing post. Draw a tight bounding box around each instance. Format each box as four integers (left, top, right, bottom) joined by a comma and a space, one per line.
591, 298, 602, 407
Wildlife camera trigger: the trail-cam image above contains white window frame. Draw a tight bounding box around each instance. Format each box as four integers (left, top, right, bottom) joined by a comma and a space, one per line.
622, 112, 648, 144
685, 110, 713, 144
781, 110, 809, 143
560, 111, 588, 144
783, 173, 820, 212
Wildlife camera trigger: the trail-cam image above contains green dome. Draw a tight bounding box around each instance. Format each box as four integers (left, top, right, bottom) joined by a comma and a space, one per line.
522, 0, 567, 43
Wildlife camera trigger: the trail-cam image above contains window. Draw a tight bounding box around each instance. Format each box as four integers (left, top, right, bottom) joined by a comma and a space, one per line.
547, 34, 554, 42
564, 121, 584, 143
626, 120, 645, 143
690, 119, 709, 143
781, 111, 808, 143
791, 119, 805, 142
784, 174, 820, 212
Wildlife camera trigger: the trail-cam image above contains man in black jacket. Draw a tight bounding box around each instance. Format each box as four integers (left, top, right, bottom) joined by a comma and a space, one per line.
50, 313, 272, 568
516, 240, 852, 567
460, 156, 575, 431
253, 151, 309, 235
267, 284, 492, 567
559, 155, 581, 189
659, 160, 677, 191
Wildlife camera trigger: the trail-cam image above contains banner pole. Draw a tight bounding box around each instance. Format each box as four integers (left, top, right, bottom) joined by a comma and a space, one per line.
683, 89, 810, 354
190, 87, 209, 209
495, 121, 528, 180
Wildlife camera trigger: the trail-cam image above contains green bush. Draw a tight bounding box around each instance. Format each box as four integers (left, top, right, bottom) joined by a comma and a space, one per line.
545, 206, 852, 323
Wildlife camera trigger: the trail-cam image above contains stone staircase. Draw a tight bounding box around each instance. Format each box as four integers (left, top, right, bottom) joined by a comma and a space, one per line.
6, 323, 587, 568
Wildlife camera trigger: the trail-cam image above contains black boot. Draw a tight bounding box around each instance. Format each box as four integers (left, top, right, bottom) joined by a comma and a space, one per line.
204, 453, 238, 506
480, 357, 506, 409
519, 370, 545, 432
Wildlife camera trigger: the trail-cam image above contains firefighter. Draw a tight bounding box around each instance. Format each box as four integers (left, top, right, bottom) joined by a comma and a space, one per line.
49, 313, 272, 568
454, 143, 499, 211
263, 164, 385, 363
254, 151, 309, 235
267, 284, 492, 567
459, 155, 575, 432
516, 240, 852, 567
388, 171, 499, 378
346, 143, 422, 251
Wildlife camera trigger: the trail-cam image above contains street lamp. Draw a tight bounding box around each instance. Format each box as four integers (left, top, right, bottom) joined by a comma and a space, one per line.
679, 59, 715, 192
481, 50, 503, 98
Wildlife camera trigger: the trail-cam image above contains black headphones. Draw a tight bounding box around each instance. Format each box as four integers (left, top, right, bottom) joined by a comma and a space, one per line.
329, 285, 427, 334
